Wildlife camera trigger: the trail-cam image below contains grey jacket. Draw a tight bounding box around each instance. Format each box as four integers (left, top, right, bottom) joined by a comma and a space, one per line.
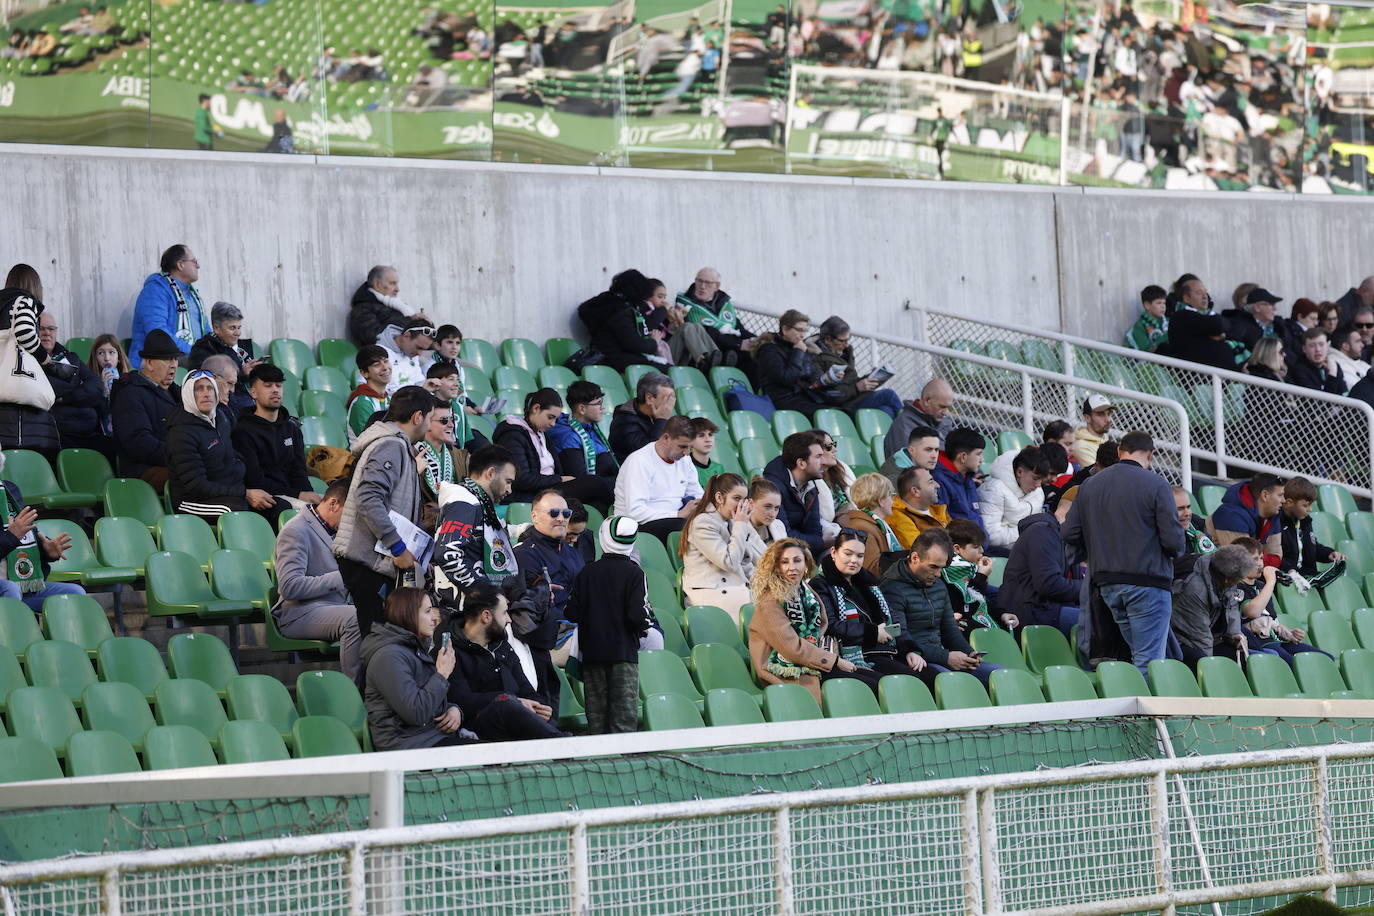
333, 421, 424, 575
273, 509, 351, 628
359, 622, 452, 751
1170, 552, 1242, 655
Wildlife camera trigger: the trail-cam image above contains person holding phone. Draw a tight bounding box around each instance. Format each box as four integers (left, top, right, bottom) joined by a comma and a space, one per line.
680, 472, 766, 624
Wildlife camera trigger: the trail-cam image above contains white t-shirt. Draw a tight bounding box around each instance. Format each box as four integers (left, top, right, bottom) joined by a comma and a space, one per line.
614, 442, 705, 523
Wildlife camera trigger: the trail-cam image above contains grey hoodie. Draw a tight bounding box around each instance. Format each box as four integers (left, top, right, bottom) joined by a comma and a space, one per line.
1170, 552, 1242, 656
359, 622, 451, 751
333, 420, 424, 575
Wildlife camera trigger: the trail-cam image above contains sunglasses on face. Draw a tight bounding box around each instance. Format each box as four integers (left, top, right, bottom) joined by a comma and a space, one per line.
547, 509, 572, 519
436, 416, 455, 425
1356, 323, 1374, 330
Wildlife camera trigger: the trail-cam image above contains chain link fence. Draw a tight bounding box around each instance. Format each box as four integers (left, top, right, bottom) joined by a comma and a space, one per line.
920, 308, 1374, 496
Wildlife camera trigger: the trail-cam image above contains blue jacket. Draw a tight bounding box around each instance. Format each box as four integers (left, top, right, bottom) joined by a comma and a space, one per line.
514, 529, 586, 620
762, 455, 826, 555
130, 273, 209, 368
1208, 481, 1278, 549
932, 453, 984, 532
547, 414, 617, 478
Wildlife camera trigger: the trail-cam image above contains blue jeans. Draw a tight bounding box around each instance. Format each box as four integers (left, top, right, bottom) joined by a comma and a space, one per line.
1099, 583, 1173, 676
0, 579, 86, 613
1055, 605, 1080, 638
929, 660, 1004, 685
852, 389, 903, 419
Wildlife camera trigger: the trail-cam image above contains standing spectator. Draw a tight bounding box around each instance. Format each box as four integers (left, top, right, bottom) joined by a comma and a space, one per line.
748, 476, 787, 546
880, 425, 941, 489
811, 316, 903, 418
886, 467, 949, 549
334, 387, 434, 635
754, 309, 826, 419
1206, 472, 1283, 560
1328, 328, 1369, 383
131, 245, 209, 367
1071, 395, 1114, 468
1124, 284, 1168, 351
346, 345, 392, 438
36, 310, 110, 459
549, 380, 618, 491
565, 516, 652, 733
348, 265, 426, 349
686, 417, 723, 488
1287, 328, 1347, 394
609, 372, 675, 462
762, 431, 828, 554
186, 301, 259, 391
680, 472, 764, 622
494, 389, 612, 510
834, 472, 905, 576
612, 415, 703, 541
978, 446, 1051, 552
932, 428, 985, 530
1062, 430, 1185, 675
1170, 544, 1251, 668
415, 402, 465, 507
380, 320, 435, 395
432, 445, 518, 596
676, 267, 756, 372
1274, 477, 1344, 578
272, 481, 361, 678
577, 270, 668, 372
884, 378, 955, 455
111, 329, 180, 486
231, 362, 320, 507
0, 265, 59, 459
998, 484, 1082, 635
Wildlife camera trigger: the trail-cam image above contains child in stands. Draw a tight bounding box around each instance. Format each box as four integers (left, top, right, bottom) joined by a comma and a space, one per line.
942, 518, 1017, 637
688, 416, 722, 488
347, 345, 391, 438
1125, 284, 1168, 352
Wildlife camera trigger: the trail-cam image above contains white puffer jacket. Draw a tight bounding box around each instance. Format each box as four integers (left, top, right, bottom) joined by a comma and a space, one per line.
977, 450, 1044, 548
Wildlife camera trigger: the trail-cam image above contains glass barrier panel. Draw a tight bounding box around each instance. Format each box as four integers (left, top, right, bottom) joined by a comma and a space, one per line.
1306, 3, 1374, 194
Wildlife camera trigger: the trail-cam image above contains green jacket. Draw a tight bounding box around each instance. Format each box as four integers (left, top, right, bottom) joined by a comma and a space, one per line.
194, 107, 213, 146
879, 558, 974, 667
1124, 311, 1168, 351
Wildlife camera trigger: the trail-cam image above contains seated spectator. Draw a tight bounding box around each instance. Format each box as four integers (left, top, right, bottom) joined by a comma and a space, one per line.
880, 424, 940, 489
347, 345, 391, 438
1206, 472, 1283, 561
272, 481, 361, 678
1275, 477, 1344, 579
885, 467, 949, 549
549, 380, 618, 491
687, 416, 722, 488
1161, 274, 1243, 370
749, 538, 861, 704
577, 269, 669, 372
111, 329, 181, 486
1170, 543, 1251, 668
932, 428, 985, 530
1040, 442, 1071, 491
1335, 276, 1374, 327
999, 484, 1082, 635
748, 476, 787, 546
88, 333, 130, 400
380, 319, 435, 394
429, 324, 463, 369
813, 429, 854, 542
646, 278, 717, 370
636, 277, 675, 365
762, 431, 828, 554
423, 362, 484, 449
131, 245, 209, 367
1329, 328, 1369, 383
1288, 328, 1347, 394
978, 446, 1051, 552
1352, 307, 1374, 360
884, 378, 955, 455
1042, 420, 1077, 472
1071, 395, 1114, 468
360, 587, 471, 750
348, 265, 426, 348
494, 388, 613, 510
754, 309, 826, 419
564, 498, 595, 565
812, 529, 937, 688
200, 353, 249, 431
442, 581, 563, 742
835, 472, 905, 576
680, 472, 764, 622
0, 461, 85, 611
167, 371, 284, 523
612, 415, 703, 541
432, 445, 518, 598
1173, 485, 1216, 559
1222, 287, 1282, 354
186, 301, 259, 401
36, 309, 110, 459
609, 371, 674, 462
676, 267, 756, 374
1320, 301, 1342, 337
231, 362, 320, 507
0, 265, 59, 460
514, 489, 585, 628
1124, 284, 1168, 352
943, 518, 1015, 636
1232, 536, 1329, 663
565, 516, 653, 733
811, 316, 903, 418
415, 402, 465, 508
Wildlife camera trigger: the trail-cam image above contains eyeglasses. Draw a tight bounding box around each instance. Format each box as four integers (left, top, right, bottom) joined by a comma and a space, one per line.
546, 508, 572, 519
821, 442, 836, 451
178, 257, 200, 267
436, 416, 455, 425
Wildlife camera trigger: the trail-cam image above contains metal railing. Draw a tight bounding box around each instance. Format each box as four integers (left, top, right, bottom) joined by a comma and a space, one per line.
917, 307, 1374, 497
733, 304, 1194, 489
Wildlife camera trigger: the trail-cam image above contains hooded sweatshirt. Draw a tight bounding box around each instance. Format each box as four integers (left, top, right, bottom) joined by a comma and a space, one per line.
1206, 480, 1281, 566
333, 420, 425, 576
231, 405, 312, 497
997, 511, 1082, 628
165, 370, 249, 513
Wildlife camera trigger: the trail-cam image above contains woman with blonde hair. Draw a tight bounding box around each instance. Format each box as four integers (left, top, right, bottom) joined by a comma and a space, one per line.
747, 537, 858, 704
834, 472, 903, 576
679, 471, 766, 622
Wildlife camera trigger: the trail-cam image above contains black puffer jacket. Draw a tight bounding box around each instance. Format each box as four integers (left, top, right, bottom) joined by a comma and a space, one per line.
443, 630, 540, 723
576, 271, 660, 372
165, 400, 249, 512
348, 284, 406, 348
110, 371, 178, 477
42, 343, 104, 445
608, 400, 663, 463
186, 331, 256, 371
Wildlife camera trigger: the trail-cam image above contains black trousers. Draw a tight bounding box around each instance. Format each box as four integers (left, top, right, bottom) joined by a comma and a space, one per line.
337, 557, 397, 636
638, 517, 685, 542
558, 475, 614, 514
867, 653, 941, 690
469, 695, 565, 741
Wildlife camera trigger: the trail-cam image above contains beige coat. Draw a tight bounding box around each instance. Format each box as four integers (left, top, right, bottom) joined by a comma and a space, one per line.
682, 509, 766, 591
748, 587, 839, 704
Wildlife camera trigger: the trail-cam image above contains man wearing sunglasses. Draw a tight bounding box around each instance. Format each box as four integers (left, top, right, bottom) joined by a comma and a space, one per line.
380, 319, 436, 395
514, 490, 585, 632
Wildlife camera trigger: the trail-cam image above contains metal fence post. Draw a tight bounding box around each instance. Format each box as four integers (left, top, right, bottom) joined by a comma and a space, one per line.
1021, 372, 1034, 438
347, 842, 366, 916
774, 806, 796, 916
369, 770, 404, 830
1211, 376, 1227, 479
570, 823, 591, 916
1062, 342, 1076, 423
101, 868, 121, 916
1314, 755, 1336, 904
979, 787, 1002, 915
1151, 770, 1175, 916
961, 789, 983, 916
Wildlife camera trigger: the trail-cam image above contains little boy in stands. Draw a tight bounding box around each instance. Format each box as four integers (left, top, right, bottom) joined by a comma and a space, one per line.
1124, 284, 1168, 352
430, 324, 463, 368
688, 416, 722, 488
1275, 477, 1345, 580
1232, 536, 1329, 664
942, 518, 1017, 637
346, 345, 391, 438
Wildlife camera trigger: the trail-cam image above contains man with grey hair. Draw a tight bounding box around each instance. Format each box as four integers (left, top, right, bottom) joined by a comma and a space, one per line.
884, 377, 955, 455
608, 371, 675, 462
1336, 275, 1374, 328
1170, 543, 1252, 669
188, 300, 260, 383
36, 309, 111, 459
676, 266, 757, 372
348, 265, 429, 348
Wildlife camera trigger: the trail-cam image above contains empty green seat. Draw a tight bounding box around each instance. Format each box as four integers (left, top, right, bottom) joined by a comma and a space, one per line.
1148, 658, 1200, 697
500, 337, 546, 373
81, 680, 154, 750
1339, 540, 1374, 578
737, 437, 774, 475
7, 686, 82, 756
704, 687, 766, 726
24, 639, 97, 704
1276, 586, 1325, 622
493, 365, 538, 393
1196, 656, 1254, 698
771, 410, 810, 442
667, 366, 711, 391
167, 633, 238, 695
1292, 652, 1347, 697
2, 449, 97, 508
878, 674, 936, 713
226, 673, 299, 741
537, 365, 578, 392
821, 677, 882, 717
1322, 577, 1365, 616
269, 338, 315, 377
997, 430, 1033, 453
301, 415, 348, 449
1311, 511, 1346, 549
41, 593, 114, 655
298, 389, 348, 425
1096, 661, 1150, 697
1349, 511, 1374, 543
1245, 652, 1306, 698
304, 365, 350, 399
0, 597, 43, 657
813, 408, 861, 444
970, 626, 1035, 677
209, 549, 273, 611
56, 449, 114, 503
1196, 485, 1226, 516
219, 719, 290, 764
145, 553, 257, 649
1043, 665, 1097, 701
1341, 649, 1374, 698
292, 715, 362, 757
1311, 610, 1361, 654
644, 692, 706, 730
989, 668, 1045, 705
1354, 608, 1374, 650
0, 646, 25, 712
654, 607, 691, 659
555, 667, 586, 731
762, 683, 822, 721
97, 636, 169, 698
638, 650, 703, 709
316, 338, 357, 371
686, 605, 745, 658
1021, 625, 1078, 673
102, 479, 164, 533
634, 533, 676, 578
143, 724, 218, 770
544, 337, 580, 368
37, 520, 137, 601
153, 678, 228, 746
853, 408, 892, 445
690, 643, 762, 703
67, 730, 142, 776
0, 735, 63, 782
95, 515, 158, 577
934, 671, 991, 709
728, 411, 775, 447
581, 365, 630, 405
296, 670, 368, 749
217, 512, 277, 577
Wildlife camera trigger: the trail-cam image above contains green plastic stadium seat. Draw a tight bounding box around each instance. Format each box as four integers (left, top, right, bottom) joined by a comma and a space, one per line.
226, 674, 298, 740
695, 688, 761, 730
853, 409, 891, 446
581, 366, 630, 405
736, 437, 774, 476
209, 549, 273, 612
292, 715, 362, 757
1276, 586, 1325, 622
95, 516, 158, 577
64, 337, 95, 361
301, 415, 348, 449
1021, 625, 1077, 674
811, 408, 860, 444
38, 520, 137, 597
555, 667, 586, 731
81, 680, 154, 750
1196, 656, 1254, 698
219, 719, 291, 764
709, 366, 753, 395
276, 509, 299, 532
217, 512, 277, 577
153, 679, 228, 746
771, 410, 810, 442
690, 643, 762, 703
0, 736, 62, 782
41, 593, 113, 656
298, 389, 348, 426
7, 686, 82, 756
638, 650, 703, 709
1095, 661, 1150, 698
821, 677, 882, 717
686, 606, 745, 658
0, 597, 43, 658
935, 672, 991, 709
67, 730, 142, 776
56, 449, 114, 502
655, 607, 691, 659
647, 569, 684, 620
1292, 652, 1348, 697
763, 683, 822, 721
24, 639, 97, 705
296, 670, 368, 749
97, 637, 168, 698
623, 365, 654, 393
304, 365, 351, 400
538, 365, 577, 392
877, 675, 935, 713
544, 337, 580, 368
634, 533, 675, 578
1341, 649, 1374, 699
1311, 511, 1346, 552
493, 364, 538, 393
1148, 659, 1201, 697
269, 338, 315, 377
665, 531, 683, 572
1196, 485, 1226, 516
1319, 484, 1358, 520
1043, 665, 1097, 701
500, 337, 546, 372
1339, 541, 1374, 578
989, 668, 1045, 705
2, 449, 96, 508
1322, 578, 1365, 616
644, 692, 706, 730
316, 339, 357, 371
1349, 511, 1374, 544
0, 646, 25, 711
146, 552, 257, 640
167, 633, 238, 695
739, 603, 755, 644
1311, 610, 1361, 654
103, 479, 164, 533
676, 387, 724, 424
1245, 652, 1307, 698
143, 724, 218, 770
970, 627, 1034, 676
728, 411, 775, 447
997, 430, 1032, 453
1354, 608, 1374, 649
668, 366, 710, 391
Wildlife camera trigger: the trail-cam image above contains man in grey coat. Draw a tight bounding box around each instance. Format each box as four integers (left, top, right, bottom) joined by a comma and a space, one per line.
1170, 544, 1250, 669
273, 480, 361, 678
334, 386, 435, 635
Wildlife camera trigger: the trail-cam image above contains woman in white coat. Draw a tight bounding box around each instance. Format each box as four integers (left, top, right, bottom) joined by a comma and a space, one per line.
978, 446, 1052, 551
680, 472, 767, 623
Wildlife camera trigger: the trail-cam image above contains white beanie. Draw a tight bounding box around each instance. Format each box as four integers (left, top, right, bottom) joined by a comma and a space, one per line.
598, 515, 640, 558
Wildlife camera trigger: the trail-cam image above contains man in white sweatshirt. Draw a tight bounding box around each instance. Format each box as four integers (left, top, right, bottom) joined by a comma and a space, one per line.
613, 415, 704, 542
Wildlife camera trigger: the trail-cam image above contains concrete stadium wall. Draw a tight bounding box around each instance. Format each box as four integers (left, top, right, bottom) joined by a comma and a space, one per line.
2, 142, 1372, 353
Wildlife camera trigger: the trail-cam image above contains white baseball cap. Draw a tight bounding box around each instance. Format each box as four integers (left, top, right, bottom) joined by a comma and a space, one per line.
1082, 394, 1115, 413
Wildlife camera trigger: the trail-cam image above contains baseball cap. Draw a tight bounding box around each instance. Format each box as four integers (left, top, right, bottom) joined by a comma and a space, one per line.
1082, 394, 1114, 413
1246, 287, 1283, 306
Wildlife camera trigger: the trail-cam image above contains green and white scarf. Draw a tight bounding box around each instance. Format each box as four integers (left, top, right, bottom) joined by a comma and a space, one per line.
449, 363, 470, 445
418, 441, 456, 497
765, 585, 825, 680
0, 490, 43, 593
943, 556, 995, 630
461, 478, 516, 579
863, 509, 901, 552
677, 292, 741, 334
831, 482, 851, 514
160, 272, 207, 348
569, 418, 613, 476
